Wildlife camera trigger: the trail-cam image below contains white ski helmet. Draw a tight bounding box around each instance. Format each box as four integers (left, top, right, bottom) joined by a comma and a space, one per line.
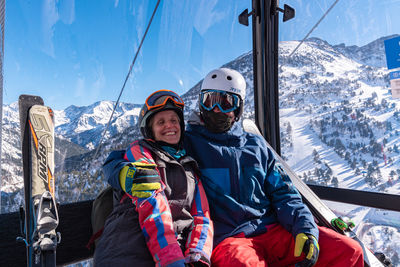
200, 68, 246, 122
200, 68, 246, 101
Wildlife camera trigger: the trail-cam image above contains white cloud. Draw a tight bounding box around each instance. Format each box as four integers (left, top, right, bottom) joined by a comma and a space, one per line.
386, 0, 400, 4
91, 65, 106, 99
74, 77, 85, 98
15, 62, 20, 72
59, 0, 75, 25
304, 3, 312, 18
129, 1, 145, 76
41, 0, 59, 58
194, 0, 226, 35
134, 2, 145, 43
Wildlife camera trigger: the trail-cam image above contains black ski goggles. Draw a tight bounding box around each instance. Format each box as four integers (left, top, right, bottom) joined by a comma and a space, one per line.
145, 89, 184, 111
200, 90, 240, 113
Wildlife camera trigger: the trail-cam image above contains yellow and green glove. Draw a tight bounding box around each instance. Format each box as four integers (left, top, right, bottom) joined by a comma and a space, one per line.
119, 162, 161, 198
294, 233, 319, 267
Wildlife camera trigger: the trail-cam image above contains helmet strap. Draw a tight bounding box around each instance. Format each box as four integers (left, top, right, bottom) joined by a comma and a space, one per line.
234, 99, 243, 121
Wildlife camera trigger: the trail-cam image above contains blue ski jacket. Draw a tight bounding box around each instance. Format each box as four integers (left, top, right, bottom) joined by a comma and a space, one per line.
184, 113, 318, 245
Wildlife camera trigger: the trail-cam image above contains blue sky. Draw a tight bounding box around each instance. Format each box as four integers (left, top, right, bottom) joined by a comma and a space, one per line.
4, 0, 252, 110
4, 0, 400, 110
280, 0, 400, 46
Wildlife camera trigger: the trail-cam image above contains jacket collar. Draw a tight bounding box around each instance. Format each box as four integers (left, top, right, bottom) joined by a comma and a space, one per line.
142, 139, 196, 165
186, 112, 244, 146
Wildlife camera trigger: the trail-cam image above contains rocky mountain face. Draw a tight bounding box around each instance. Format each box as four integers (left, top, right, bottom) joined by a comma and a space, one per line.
332, 34, 399, 68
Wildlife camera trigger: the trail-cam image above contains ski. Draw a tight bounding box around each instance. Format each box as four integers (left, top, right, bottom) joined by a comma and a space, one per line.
18, 95, 59, 267
242, 119, 385, 267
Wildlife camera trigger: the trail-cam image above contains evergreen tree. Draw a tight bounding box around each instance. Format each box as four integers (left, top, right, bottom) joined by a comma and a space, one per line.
312, 149, 320, 163
331, 177, 339, 187
325, 163, 332, 176
335, 138, 345, 153
383, 138, 388, 146
286, 122, 292, 135
385, 121, 392, 131
345, 151, 351, 161
350, 160, 356, 170
372, 160, 379, 169
394, 144, 399, 153
314, 167, 321, 178
381, 98, 388, 108
367, 163, 375, 175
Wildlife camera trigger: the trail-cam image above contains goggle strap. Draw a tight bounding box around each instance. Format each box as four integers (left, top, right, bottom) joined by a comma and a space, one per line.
200, 102, 237, 113
146, 90, 184, 111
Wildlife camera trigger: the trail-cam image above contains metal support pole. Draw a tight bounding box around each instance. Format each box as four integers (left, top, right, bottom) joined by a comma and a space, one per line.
252, 0, 281, 155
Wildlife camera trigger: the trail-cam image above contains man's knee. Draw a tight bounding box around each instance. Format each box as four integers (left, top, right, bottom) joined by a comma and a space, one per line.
346, 238, 364, 263
211, 237, 265, 267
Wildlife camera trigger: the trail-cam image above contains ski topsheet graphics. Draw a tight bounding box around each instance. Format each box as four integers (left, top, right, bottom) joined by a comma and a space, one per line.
242, 119, 384, 267
18, 95, 59, 267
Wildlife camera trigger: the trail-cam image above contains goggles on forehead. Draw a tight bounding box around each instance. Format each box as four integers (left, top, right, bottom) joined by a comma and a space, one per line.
200, 90, 240, 113
145, 89, 184, 111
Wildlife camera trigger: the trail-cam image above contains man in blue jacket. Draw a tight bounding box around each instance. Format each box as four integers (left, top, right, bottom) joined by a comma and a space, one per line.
183, 68, 363, 267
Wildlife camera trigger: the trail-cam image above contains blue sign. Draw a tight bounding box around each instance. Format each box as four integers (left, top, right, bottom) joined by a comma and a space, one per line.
384, 36, 400, 70
390, 70, 400, 80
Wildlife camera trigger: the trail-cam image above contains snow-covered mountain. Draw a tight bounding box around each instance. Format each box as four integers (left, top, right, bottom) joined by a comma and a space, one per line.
332, 34, 399, 68
2, 35, 400, 265
278, 37, 399, 190
54, 101, 142, 150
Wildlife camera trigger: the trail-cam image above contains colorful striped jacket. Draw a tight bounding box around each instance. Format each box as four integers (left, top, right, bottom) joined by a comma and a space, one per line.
99, 139, 213, 267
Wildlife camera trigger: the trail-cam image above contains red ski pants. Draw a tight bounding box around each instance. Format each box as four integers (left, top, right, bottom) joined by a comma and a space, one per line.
211, 224, 363, 267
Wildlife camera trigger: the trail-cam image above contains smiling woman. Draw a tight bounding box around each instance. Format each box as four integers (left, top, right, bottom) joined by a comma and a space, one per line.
95, 89, 213, 266
150, 110, 182, 144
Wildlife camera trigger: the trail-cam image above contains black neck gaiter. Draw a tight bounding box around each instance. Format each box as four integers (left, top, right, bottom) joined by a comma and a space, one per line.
201, 110, 234, 133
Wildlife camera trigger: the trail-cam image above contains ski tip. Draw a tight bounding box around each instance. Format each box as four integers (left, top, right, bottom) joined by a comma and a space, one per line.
18, 94, 44, 105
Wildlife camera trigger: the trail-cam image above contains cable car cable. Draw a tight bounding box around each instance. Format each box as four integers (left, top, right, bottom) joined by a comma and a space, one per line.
74, 0, 161, 202
288, 0, 339, 58
93, 0, 161, 160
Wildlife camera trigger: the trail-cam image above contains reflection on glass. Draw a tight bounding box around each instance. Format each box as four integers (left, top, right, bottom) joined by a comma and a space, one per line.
1, 1, 252, 215
278, 0, 400, 194
324, 200, 400, 266
278, 0, 400, 265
